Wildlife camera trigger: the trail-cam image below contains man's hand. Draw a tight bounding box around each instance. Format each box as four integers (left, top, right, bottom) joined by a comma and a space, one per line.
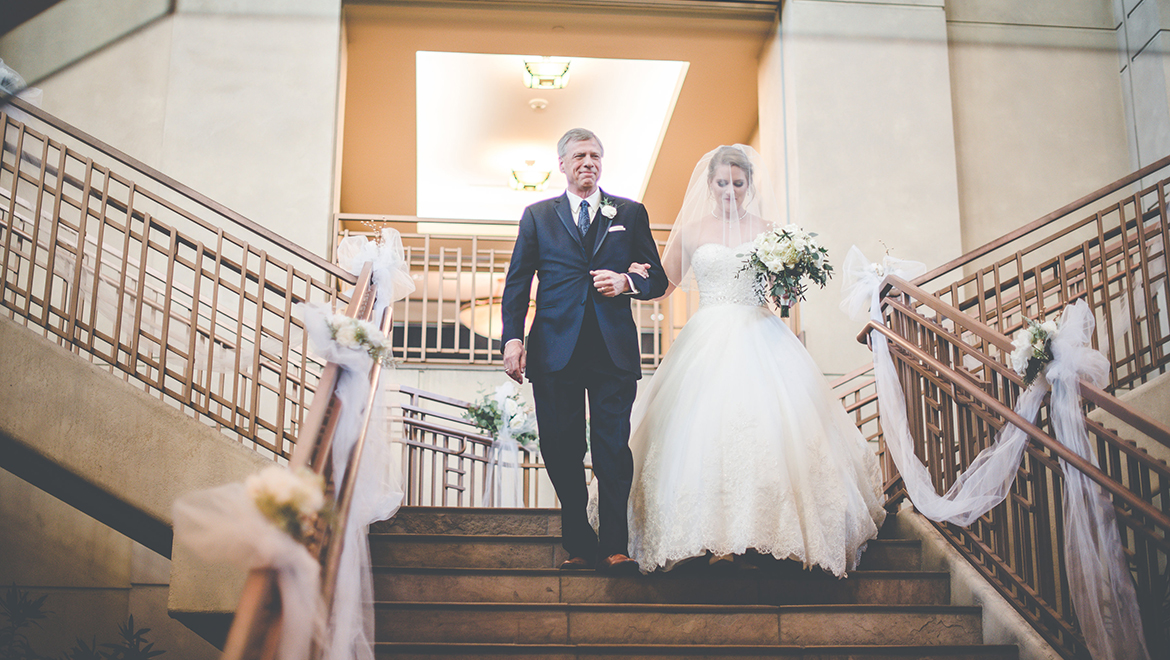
591, 269, 629, 297
503, 340, 526, 384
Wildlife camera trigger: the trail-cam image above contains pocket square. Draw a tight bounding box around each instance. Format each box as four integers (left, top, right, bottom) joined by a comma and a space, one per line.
607, 225, 626, 233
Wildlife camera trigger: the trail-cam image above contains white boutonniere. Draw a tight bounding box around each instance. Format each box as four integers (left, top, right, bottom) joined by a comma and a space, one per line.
600, 199, 617, 219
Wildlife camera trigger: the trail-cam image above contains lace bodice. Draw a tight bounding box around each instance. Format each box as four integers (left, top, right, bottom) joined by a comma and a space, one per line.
691, 243, 766, 308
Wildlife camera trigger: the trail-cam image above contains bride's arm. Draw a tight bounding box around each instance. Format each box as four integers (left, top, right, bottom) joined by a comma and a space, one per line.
627, 262, 676, 300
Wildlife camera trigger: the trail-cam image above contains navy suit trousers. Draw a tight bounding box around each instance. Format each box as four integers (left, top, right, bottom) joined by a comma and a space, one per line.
531, 298, 638, 560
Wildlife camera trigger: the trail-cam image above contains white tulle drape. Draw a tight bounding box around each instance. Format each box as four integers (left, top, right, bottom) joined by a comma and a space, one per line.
308, 227, 415, 660
842, 245, 1149, 660
173, 484, 324, 660
481, 431, 522, 508
172, 229, 414, 660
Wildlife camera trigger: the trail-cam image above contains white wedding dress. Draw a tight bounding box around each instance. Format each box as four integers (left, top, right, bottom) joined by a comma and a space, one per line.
628, 243, 887, 576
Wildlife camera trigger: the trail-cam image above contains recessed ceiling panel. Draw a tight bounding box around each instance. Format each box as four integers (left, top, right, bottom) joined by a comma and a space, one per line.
417, 51, 687, 222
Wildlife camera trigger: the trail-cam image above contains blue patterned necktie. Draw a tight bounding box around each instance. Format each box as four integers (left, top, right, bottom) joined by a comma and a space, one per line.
577, 199, 590, 236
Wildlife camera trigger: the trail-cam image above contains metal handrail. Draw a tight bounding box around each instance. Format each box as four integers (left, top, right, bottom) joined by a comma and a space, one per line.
913, 153, 1170, 288
860, 273, 1169, 658
4, 96, 353, 283
876, 274, 1170, 450
221, 263, 385, 660
858, 316, 1170, 533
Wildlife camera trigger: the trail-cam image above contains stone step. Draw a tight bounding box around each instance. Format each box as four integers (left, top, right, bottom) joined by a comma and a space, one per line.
373, 567, 949, 605
375, 507, 561, 536
375, 603, 983, 646
375, 642, 1019, 659
370, 535, 922, 572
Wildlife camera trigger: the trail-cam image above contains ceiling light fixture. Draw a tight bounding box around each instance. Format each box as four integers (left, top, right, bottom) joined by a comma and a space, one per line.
511, 160, 551, 191
523, 57, 570, 90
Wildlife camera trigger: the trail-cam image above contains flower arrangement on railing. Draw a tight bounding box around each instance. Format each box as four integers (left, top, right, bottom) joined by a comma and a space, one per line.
464, 381, 539, 451
246, 465, 332, 545
326, 312, 393, 367
1009, 317, 1058, 387
740, 224, 833, 317
173, 465, 328, 660
842, 244, 1150, 660
469, 381, 539, 507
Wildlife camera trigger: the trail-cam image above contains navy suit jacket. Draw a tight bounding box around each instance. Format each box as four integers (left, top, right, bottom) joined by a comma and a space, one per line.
501, 190, 668, 377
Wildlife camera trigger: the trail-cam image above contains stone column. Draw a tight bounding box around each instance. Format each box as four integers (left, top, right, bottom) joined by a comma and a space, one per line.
758, 0, 963, 374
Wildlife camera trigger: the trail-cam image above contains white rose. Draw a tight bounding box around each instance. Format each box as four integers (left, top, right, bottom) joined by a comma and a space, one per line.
601, 204, 617, 219
1039, 320, 1058, 337
335, 323, 359, 348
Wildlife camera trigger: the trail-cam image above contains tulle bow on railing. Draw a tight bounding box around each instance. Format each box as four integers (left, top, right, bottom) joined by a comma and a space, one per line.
480, 382, 534, 507
173, 482, 324, 660
843, 245, 1149, 660
303, 227, 414, 660
173, 229, 415, 660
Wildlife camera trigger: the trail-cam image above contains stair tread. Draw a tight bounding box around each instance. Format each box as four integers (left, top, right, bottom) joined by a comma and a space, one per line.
376, 642, 1019, 656
374, 566, 946, 578
376, 601, 981, 613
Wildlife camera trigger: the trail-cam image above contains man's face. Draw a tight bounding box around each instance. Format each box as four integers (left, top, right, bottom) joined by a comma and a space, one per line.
559, 139, 603, 196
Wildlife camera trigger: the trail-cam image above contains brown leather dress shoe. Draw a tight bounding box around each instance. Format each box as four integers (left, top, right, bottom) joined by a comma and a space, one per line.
559, 556, 595, 570
598, 553, 639, 574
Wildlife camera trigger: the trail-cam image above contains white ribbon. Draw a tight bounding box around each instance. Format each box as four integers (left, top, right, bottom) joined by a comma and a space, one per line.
306, 227, 413, 660
843, 245, 1149, 660
481, 383, 528, 507
172, 484, 324, 660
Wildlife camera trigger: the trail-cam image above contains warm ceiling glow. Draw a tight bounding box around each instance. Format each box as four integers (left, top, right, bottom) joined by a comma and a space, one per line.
416, 51, 689, 222
510, 160, 551, 191
523, 57, 570, 90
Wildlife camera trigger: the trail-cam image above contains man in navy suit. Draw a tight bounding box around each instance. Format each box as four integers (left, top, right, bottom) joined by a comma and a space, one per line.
501, 128, 668, 573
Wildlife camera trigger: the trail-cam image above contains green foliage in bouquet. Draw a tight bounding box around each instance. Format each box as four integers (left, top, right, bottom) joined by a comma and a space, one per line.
740, 225, 833, 317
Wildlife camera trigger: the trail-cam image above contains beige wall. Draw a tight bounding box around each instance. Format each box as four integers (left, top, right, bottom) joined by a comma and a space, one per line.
0, 470, 219, 659
946, 0, 1132, 252
1, 1, 343, 256
763, 0, 964, 373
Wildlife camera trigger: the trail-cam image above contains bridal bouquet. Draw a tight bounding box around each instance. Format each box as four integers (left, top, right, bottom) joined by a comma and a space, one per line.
327, 312, 394, 366
464, 381, 539, 450
1009, 317, 1059, 386
245, 465, 331, 545
741, 224, 833, 317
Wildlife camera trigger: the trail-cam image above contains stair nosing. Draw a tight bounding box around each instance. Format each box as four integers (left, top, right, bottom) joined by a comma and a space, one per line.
373, 565, 947, 578
371, 533, 562, 542
375, 641, 1019, 654
375, 601, 981, 614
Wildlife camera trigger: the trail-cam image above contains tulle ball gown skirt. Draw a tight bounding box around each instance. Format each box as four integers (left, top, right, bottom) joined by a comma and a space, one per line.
627, 303, 887, 576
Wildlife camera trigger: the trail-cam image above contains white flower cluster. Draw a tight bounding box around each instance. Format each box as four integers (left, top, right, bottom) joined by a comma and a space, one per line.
245, 465, 328, 542
328, 312, 393, 365
466, 381, 539, 450
1009, 318, 1059, 383
494, 381, 535, 438
752, 224, 824, 275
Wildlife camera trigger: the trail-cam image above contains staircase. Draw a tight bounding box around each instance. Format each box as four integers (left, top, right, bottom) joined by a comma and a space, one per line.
368, 506, 1018, 659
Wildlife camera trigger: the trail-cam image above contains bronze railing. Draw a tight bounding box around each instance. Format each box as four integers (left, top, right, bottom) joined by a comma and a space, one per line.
0, 97, 353, 460
335, 214, 803, 368
223, 263, 390, 660
869, 274, 1170, 659
915, 155, 1170, 393
390, 384, 559, 507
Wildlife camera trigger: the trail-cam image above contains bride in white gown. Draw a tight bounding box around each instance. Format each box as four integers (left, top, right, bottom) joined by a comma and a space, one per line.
626, 145, 886, 576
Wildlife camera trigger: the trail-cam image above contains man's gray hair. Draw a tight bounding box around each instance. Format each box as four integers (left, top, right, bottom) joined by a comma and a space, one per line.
557, 128, 604, 159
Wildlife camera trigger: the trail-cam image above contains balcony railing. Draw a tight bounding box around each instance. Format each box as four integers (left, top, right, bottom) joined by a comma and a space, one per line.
869, 274, 1170, 659
1, 97, 352, 460
335, 214, 803, 368
915, 155, 1170, 393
